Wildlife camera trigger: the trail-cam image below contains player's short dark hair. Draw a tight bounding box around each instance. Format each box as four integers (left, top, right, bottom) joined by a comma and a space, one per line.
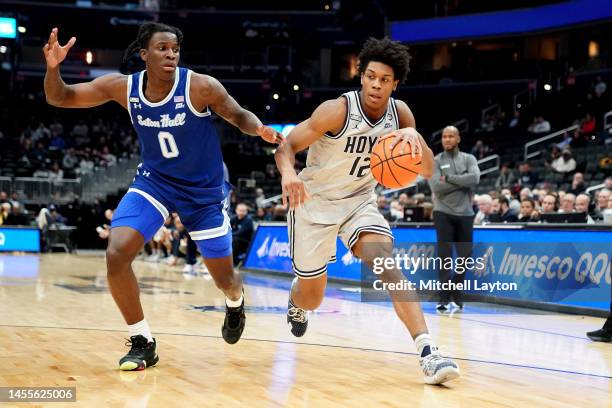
122, 22, 184, 63
357, 37, 411, 83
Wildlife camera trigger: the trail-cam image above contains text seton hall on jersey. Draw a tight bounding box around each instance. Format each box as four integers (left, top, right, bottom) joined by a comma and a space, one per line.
137, 112, 187, 129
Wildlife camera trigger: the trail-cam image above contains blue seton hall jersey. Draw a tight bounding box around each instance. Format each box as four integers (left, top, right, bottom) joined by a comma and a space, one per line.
127, 67, 225, 205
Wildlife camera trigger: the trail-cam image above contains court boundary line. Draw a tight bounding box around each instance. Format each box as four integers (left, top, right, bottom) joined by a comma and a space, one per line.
1, 323, 610, 380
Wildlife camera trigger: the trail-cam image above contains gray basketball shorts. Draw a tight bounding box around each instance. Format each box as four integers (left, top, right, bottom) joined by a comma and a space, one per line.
287, 201, 393, 279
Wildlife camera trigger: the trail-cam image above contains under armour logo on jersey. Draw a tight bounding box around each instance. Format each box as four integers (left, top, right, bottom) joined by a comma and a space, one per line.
175, 102, 184, 109
133, 103, 142, 109
385, 123, 392, 128
142, 170, 150, 177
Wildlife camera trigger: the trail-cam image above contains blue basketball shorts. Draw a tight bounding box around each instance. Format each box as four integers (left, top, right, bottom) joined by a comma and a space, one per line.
110, 167, 232, 258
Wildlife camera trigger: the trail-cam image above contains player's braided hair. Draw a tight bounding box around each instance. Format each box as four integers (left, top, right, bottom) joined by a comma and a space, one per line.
122, 22, 184, 63
357, 37, 411, 84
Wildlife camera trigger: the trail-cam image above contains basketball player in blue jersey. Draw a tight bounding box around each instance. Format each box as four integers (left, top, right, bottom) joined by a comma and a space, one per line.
43, 23, 283, 371
275, 38, 460, 384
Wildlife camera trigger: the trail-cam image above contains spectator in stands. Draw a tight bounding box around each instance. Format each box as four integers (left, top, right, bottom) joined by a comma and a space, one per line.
9, 192, 25, 213
413, 193, 426, 205
0, 191, 8, 204
518, 199, 538, 222
32, 122, 50, 142
71, 120, 89, 139
593, 189, 611, 221
575, 194, 595, 224
517, 162, 538, 189
569, 172, 586, 195
495, 164, 516, 189
519, 187, 532, 201
389, 199, 404, 221
500, 188, 520, 212
528, 116, 551, 134
594, 76, 607, 98
470, 140, 489, 160
376, 195, 392, 221
559, 193, 576, 213
255, 188, 266, 209
62, 147, 78, 173
49, 119, 63, 137
604, 177, 612, 190
0, 203, 10, 225
474, 194, 493, 225
398, 193, 410, 208
579, 113, 596, 139
100, 146, 117, 167
231, 203, 254, 266
551, 148, 576, 173
498, 195, 518, 222
541, 193, 558, 213
421, 202, 434, 221
556, 132, 572, 150
49, 162, 64, 181
4, 203, 29, 226
508, 111, 520, 129
32, 141, 49, 163
254, 207, 270, 222
49, 132, 66, 151
78, 150, 95, 175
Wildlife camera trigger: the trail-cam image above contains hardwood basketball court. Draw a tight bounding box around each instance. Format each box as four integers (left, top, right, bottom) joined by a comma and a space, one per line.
0, 253, 610, 407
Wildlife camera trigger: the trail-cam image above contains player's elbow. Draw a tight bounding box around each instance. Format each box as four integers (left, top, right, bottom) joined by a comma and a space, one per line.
44, 92, 64, 107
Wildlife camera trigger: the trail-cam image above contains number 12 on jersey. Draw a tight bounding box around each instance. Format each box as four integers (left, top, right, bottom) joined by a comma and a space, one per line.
349, 156, 370, 177
158, 131, 180, 158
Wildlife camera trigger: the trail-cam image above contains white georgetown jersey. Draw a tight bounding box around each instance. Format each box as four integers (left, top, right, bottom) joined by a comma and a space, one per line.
297, 90, 400, 224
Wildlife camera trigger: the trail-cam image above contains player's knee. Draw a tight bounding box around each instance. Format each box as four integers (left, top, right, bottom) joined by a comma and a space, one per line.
105, 244, 132, 273
213, 272, 238, 292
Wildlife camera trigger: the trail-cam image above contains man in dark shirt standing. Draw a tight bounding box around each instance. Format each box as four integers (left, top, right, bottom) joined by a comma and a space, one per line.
428, 126, 480, 312
231, 203, 254, 266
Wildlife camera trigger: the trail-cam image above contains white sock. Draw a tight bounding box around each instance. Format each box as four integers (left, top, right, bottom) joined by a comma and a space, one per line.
414, 333, 436, 357
128, 319, 153, 343
226, 293, 244, 308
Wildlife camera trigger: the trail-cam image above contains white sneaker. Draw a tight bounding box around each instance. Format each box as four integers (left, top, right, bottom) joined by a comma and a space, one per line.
182, 264, 194, 273
144, 254, 160, 263
420, 347, 460, 385
162, 255, 177, 265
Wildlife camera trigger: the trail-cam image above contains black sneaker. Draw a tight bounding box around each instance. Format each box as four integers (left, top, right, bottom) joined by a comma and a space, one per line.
287, 278, 308, 337
119, 335, 159, 371
222, 295, 246, 344
436, 302, 449, 312
587, 328, 612, 342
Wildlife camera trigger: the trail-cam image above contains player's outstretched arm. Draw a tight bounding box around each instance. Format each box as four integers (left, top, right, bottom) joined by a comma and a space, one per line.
392, 100, 434, 178
274, 98, 345, 208
195, 74, 283, 144
43, 28, 126, 109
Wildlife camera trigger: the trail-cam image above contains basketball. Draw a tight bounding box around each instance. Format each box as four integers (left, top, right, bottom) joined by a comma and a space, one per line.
370, 134, 422, 188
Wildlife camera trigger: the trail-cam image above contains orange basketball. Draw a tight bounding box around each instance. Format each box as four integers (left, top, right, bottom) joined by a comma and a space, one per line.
370, 135, 422, 188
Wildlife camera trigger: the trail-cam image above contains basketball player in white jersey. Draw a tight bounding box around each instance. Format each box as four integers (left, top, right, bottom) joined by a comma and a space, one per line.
275, 38, 460, 384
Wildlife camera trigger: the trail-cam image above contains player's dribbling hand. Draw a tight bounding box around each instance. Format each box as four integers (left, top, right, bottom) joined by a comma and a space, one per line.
257, 125, 284, 144
281, 172, 309, 209
43, 28, 76, 69
386, 127, 423, 158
